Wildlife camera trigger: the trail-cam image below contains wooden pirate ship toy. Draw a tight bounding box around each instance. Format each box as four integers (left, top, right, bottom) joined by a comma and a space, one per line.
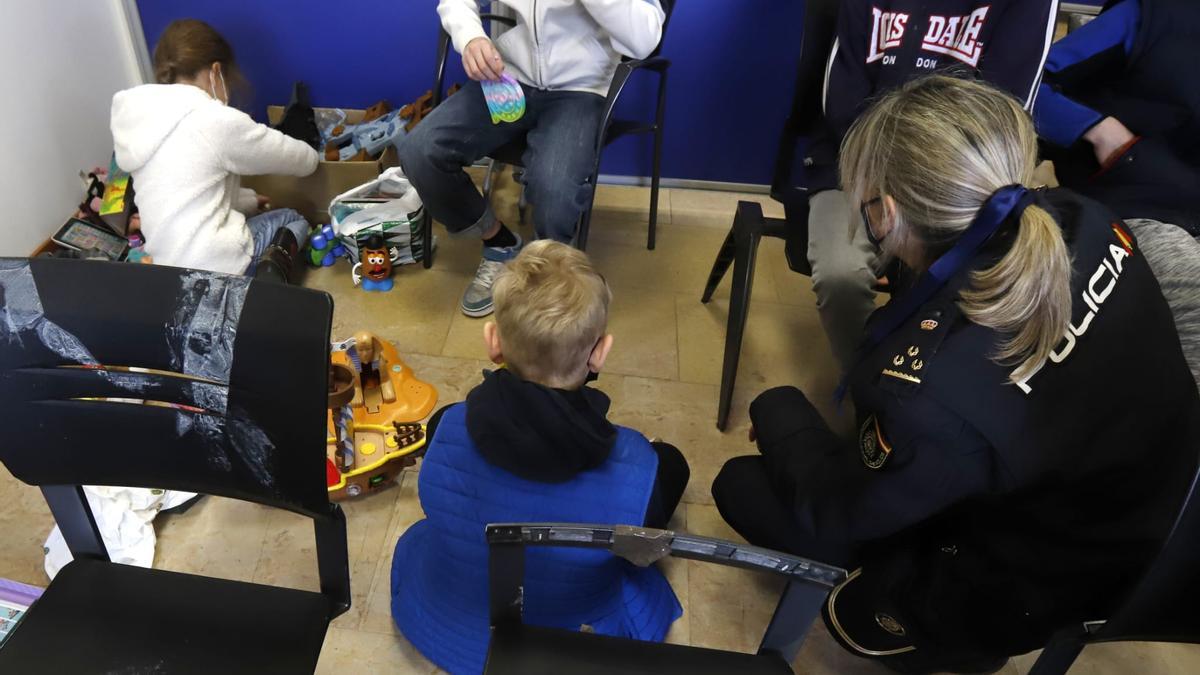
326, 331, 437, 500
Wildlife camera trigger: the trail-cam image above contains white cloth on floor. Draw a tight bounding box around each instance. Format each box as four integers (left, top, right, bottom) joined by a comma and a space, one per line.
42, 486, 197, 580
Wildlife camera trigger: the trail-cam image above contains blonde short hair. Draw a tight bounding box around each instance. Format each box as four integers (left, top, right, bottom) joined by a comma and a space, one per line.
493, 241, 612, 388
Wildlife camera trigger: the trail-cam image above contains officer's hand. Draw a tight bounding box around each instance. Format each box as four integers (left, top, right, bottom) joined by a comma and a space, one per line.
463, 37, 505, 81
1084, 117, 1136, 167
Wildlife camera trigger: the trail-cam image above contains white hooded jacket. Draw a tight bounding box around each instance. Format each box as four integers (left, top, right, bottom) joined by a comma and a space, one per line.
110, 84, 318, 274
437, 0, 666, 96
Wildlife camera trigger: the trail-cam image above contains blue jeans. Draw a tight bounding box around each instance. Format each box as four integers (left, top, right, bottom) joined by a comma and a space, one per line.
245, 208, 310, 275
398, 80, 605, 243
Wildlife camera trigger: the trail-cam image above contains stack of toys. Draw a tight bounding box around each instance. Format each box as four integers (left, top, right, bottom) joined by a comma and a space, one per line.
308, 224, 347, 267
325, 331, 438, 500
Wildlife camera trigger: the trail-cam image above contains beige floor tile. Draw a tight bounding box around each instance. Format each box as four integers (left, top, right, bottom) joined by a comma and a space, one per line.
669, 187, 783, 227
439, 311, 491, 362
304, 262, 463, 357
0, 470, 53, 587
676, 294, 839, 398
316, 626, 438, 674
588, 226, 783, 304
154, 496, 274, 582
604, 290, 679, 381
359, 472, 428, 636
400, 352, 495, 414
606, 375, 754, 506
592, 183, 671, 225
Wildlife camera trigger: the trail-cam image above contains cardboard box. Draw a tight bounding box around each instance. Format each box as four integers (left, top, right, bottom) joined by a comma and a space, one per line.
241, 106, 399, 226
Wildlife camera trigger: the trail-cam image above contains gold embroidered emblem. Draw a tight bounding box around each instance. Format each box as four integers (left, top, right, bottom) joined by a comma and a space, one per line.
875, 613, 907, 636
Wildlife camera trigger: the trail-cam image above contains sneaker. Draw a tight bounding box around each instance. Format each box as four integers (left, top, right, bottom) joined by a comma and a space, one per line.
461, 234, 523, 317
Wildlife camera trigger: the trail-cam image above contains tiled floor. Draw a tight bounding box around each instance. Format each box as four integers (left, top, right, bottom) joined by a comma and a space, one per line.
2, 178, 1198, 674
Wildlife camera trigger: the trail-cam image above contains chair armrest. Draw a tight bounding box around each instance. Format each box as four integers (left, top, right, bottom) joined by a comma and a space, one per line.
433, 14, 519, 108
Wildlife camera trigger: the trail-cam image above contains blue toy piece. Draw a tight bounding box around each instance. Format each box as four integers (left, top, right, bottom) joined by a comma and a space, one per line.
308, 224, 346, 267
361, 278, 394, 292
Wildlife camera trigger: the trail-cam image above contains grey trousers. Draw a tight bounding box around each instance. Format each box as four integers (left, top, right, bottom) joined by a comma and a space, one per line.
1126, 219, 1200, 390
806, 189, 880, 372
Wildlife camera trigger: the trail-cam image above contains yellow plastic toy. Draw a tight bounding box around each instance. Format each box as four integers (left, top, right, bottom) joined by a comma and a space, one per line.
326, 331, 438, 500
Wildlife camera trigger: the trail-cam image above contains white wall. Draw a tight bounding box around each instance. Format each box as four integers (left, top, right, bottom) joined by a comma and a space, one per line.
1, 0, 144, 256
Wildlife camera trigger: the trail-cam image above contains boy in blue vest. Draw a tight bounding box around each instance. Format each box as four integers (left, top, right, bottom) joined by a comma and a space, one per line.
391, 240, 687, 674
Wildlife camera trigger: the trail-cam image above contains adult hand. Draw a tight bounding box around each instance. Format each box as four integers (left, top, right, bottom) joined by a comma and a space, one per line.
256, 194, 272, 211
463, 37, 505, 81
1084, 116, 1136, 167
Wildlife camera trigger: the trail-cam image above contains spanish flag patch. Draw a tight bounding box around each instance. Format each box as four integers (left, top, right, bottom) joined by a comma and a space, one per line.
859, 415, 893, 470
1112, 222, 1135, 254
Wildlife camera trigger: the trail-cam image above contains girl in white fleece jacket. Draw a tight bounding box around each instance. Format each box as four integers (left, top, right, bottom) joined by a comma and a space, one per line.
111, 19, 319, 275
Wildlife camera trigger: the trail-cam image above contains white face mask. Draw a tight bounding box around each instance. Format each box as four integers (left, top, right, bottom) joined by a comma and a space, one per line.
209, 68, 228, 105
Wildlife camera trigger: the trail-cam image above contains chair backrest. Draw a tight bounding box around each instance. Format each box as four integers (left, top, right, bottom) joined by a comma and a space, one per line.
0, 258, 335, 520
770, 0, 840, 203
486, 523, 846, 661
1094, 449, 1200, 643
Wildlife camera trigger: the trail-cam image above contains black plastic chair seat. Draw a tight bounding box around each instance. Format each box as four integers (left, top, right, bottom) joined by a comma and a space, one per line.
484, 624, 793, 675
0, 558, 333, 674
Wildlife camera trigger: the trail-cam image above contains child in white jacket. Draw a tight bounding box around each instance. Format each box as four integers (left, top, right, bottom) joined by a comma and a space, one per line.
400, 0, 666, 318
111, 19, 319, 276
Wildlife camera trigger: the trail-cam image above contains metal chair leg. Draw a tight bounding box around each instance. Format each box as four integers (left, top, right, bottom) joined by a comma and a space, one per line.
421, 211, 434, 269
517, 181, 529, 226
702, 227, 737, 303
758, 580, 829, 665
1029, 628, 1087, 675
577, 160, 603, 251
648, 70, 668, 251
482, 159, 502, 198
715, 201, 766, 430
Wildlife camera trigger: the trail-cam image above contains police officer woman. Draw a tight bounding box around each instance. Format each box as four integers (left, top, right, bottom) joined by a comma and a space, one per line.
711, 75, 1200, 673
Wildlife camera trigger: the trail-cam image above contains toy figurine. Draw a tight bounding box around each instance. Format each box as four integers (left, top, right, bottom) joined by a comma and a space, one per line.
308, 224, 346, 267
351, 330, 397, 411
325, 332, 438, 500
351, 234, 395, 292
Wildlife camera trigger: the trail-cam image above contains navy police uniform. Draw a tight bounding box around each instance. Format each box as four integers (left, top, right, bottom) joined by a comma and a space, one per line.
713, 189, 1200, 671
1035, 0, 1200, 233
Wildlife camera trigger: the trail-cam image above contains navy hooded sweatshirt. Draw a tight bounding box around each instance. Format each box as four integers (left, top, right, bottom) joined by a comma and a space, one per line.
807, 0, 1060, 191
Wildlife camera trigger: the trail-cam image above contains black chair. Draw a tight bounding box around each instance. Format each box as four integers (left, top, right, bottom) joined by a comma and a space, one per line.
0, 258, 347, 674
420, 0, 675, 268
700, 0, 839, 430
1029, 456, 1200, 674
482, 523, 848, 674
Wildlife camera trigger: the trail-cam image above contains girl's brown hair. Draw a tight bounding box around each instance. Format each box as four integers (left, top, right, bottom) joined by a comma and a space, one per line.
152, 19, 240, 88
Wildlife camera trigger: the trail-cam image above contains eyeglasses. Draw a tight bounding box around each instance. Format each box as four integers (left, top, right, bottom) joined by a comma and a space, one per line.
860, 197, 885, 248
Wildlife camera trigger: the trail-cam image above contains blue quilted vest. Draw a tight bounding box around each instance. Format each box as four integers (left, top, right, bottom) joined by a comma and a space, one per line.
391, 403, 682, 674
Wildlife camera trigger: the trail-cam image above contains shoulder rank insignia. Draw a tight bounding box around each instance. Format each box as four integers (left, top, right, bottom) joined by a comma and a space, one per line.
860, 415, 893, 470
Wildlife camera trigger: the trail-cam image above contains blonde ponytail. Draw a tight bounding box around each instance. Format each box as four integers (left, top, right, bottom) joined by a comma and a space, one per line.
838, 75, 1073, 383
958, 204, 1073, 382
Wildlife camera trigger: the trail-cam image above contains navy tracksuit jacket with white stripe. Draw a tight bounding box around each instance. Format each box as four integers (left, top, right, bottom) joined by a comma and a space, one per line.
807, 0, 1060, 191
1035, 0, 1200, 233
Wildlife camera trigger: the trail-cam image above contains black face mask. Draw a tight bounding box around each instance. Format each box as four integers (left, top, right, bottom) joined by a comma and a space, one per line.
860, 197, 888, 252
